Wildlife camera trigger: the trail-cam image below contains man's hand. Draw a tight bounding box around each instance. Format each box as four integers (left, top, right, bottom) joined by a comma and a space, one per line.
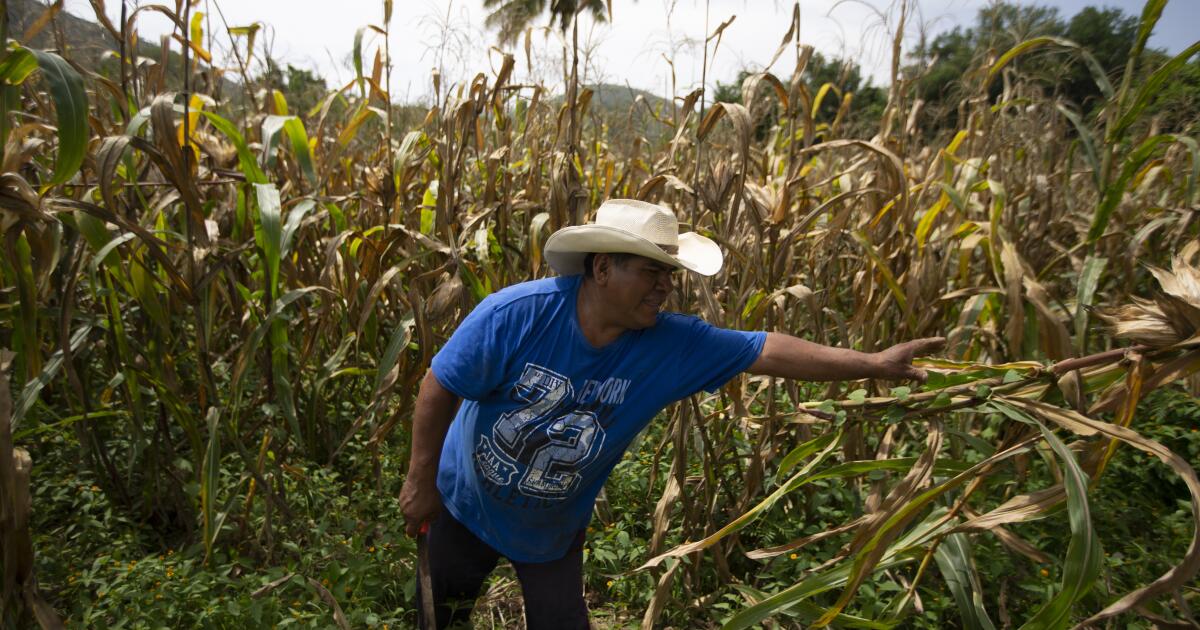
400, 474, 441, 537
871, 337, 946, 382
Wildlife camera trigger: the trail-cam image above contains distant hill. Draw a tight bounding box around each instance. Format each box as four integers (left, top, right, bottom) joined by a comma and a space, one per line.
8, 0, 238, 98
588, 83, 668, 113
548, 83, 669, 117
8, 0, 116, 62
551, 83, 675, 147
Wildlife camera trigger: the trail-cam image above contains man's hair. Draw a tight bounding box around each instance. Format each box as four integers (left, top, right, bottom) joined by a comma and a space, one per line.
582, 252, 636, 278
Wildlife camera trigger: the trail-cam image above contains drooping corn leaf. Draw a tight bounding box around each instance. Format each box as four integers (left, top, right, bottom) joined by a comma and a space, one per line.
24, 47, 89, 185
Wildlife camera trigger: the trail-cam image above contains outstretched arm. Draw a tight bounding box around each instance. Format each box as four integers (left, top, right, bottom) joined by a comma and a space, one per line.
399, 369, 461, 537
746, 333, 945, 382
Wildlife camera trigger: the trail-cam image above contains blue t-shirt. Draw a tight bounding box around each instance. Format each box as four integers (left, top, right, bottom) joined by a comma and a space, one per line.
430, 275, 766, 562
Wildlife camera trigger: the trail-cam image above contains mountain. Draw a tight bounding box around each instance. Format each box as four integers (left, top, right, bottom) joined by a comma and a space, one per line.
7, 0, 240, 98
8, 0, 118, 64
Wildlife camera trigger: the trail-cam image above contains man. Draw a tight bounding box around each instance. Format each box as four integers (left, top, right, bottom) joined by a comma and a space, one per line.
399, 199, 943, 628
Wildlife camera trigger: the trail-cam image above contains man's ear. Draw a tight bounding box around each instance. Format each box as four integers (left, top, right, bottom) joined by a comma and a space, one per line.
592, 253, 611, 285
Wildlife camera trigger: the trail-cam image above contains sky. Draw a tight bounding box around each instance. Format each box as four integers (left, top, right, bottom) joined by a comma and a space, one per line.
58, 0, 1198, 103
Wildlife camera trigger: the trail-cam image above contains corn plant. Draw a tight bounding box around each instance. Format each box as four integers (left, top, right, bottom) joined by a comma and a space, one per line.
0, 0, 1198, 627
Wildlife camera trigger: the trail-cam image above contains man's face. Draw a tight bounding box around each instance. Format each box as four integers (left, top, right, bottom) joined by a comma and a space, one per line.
597, 254, 678, 329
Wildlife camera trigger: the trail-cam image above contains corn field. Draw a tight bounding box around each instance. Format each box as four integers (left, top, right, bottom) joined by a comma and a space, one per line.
2, 0, 1200, 627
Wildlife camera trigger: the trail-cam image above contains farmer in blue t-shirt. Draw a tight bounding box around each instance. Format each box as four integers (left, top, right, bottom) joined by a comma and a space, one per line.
399, 199, 943, 629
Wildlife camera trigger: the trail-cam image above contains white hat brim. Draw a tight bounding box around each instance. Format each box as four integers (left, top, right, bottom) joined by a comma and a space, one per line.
544, 225, 723, 276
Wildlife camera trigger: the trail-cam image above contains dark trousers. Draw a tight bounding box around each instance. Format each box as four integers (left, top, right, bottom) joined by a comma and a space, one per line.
416, 510, 590, 629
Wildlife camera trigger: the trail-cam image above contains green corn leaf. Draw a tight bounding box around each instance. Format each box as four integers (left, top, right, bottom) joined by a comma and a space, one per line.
12, 324, 92, 430
260, 115, 290, 169
1020, 417, 1103, 629
723, 511, 947, 630
25, 47, 89, 185
1074, 256, 1107, 353
280, 199, 316, 262
315, 333, 357, 391
642, 437, 970, 571
1127, 0, 1167, 74
1109, 42, 1200, 143
87, 231, 135, 276
255, 183, 283, 296
1089, 134, 1176, 243
640, 431, 841, 570
1176, 135, 1200, 207
282, 116, 318, 187
1055, 104, 1102, 193
7, 235, 40, 380
14, 409, 128, 441
934, 533, 996, 630
774, 431, 840, 483
270, 323, 302, 448
985, 37, 1074, 91
817, 437, 1038, 626
731, 580, 896, 630
459, 263, 491, 302
985, 178, 1006, 273
200, 110, 267, 184
129, 247, 170, 333
227, 287, 325, 413
0, 47, 37, 84
945, 427, 996, 457
982, 36, 1110, 102
201, 407, 222, 564
75, 209, 125, 276
366, 318, 415, 419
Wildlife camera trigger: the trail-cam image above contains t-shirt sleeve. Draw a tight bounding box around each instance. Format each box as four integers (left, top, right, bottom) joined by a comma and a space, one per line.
670, 316, 767, 397
430, 297, 511, 400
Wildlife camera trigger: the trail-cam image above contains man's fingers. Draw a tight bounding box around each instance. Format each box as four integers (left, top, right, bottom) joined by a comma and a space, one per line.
910, 336, 946, 355
404, 509, 439, 537
907, 366, 928, 383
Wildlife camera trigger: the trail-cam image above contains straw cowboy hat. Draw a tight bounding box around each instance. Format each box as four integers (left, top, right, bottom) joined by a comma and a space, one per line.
543, 199, 724, 276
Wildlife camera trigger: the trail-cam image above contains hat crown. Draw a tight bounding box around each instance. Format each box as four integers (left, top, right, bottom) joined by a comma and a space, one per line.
542, 198, 722, 276
596, 200, 678, 247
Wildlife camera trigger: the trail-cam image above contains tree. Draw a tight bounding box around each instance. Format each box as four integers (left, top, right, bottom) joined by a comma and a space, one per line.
802, 52, 886, 127
908, 3, 1064, 133
284, 65, 328, 118
1062, 7, 1138, 109
482, 0, 609, 47
259, 60, 328, 117
905, 3, 1159, 135
714, 53, 886, 139
1140, 54, 1200, 135
481, 0, 615, 226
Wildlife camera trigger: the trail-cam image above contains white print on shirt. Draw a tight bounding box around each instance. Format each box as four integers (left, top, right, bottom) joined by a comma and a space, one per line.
476, 363, 612, 500
474, 435, 518, 486
577, 377, 631, 405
